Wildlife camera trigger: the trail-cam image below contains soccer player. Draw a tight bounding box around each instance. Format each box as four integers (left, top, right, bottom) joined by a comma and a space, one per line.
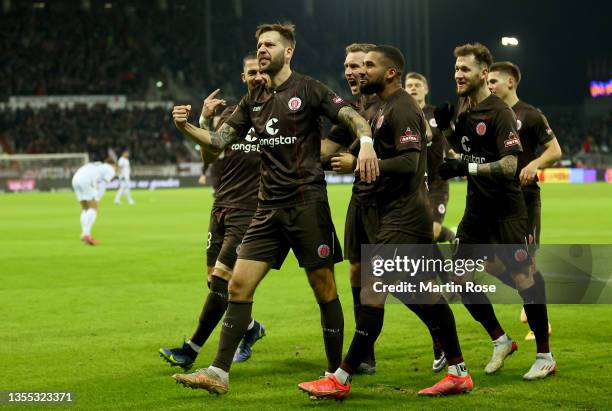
71, 159, 116, 245
299, 46, 473, 400
159, 52, 267, 371
487, 61, 560, 341
114, 150, 135, 205
434, 43, 556, 380
325, 44, 445, 375
321, 42, 381, 374
404, 72, 455, 244
170, 23, 379, 394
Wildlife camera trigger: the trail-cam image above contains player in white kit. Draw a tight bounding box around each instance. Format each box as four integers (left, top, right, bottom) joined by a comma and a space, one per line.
114, 150, 135, 205
72, 159, 116, 245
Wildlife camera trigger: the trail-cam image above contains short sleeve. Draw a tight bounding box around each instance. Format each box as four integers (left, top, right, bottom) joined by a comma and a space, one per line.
225, 94, 252, 136
391, 106, 425, 153
308, 79, 350, 123
531, 109, 556, 145
496, 107, 523, 157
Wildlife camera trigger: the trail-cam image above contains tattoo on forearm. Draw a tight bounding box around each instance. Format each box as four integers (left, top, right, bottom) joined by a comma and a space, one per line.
337, 106, 371, 140
477, 155, 517, 179
209, 123, 239, 148
200, 116, 214, 131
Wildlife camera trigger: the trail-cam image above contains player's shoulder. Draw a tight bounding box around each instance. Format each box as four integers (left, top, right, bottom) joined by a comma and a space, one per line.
515, 100, 546, 121
483, 94, 509, 111
422, 104, 435, 118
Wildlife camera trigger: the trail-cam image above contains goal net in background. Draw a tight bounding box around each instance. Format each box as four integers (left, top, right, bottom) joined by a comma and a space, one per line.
0, 153, 89, 192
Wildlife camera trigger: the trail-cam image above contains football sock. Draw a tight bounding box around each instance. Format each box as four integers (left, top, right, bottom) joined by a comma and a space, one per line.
351, 286, 361, 323
519, 274, 550, 353
208, 366, 229, 382
80, 210, 88, 235
404, 303, 441, 349
212, 301, 252, 372
191, 276, 228, 347
448, 362, 469, 377
319, 298, 344, 372
334, 368, 351, 385
341, 305, 384, 375
423, 300, 464, 365
185, 340, 201, 354
85, 208, 97, 235
461, 293, 504, 340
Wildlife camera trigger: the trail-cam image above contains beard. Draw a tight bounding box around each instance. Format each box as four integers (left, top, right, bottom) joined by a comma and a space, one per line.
260, 52, 284, 75
457, 77, 484, 97
360, 77, 384, 95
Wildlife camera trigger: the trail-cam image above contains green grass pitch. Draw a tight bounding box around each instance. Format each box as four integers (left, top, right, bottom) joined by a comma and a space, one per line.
1, 182, 611, 410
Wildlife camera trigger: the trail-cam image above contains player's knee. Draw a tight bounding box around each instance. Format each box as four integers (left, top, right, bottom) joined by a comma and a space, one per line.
307, 267, 338, 302
227, 276, 251, 300
349, 262, 361, 287
432, 222, 442, 241
511, 269, 535, 290
485, 257, 506, 276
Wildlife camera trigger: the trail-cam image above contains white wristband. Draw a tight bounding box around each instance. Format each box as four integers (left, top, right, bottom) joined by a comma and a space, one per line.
468, 162, 478, 175
360, 136, 373, 145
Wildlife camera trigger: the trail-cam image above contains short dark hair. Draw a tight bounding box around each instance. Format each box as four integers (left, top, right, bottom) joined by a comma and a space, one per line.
345, 43, 376, 56
405, 72, 428, 87
255, 22, 296, 47
243, 51, 258, 65
371, 45, 405, 79
454, 43, 493, 68
490, 61, 522, 84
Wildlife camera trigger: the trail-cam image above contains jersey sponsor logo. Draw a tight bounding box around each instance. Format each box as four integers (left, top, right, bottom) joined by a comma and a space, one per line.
245, 127, 258, 142
288, 97, 302, 111
461, 135, 471, 152
332, 94, 344, 104
400, 127, 420, 144
230, 142, 260, 153
265, 118, 279, 135
429, 117, 438, 128
459, 152, 486, 164
376, 115, 385, 130
504, 132, 520, 148
476, 122, 487, 136
517, 119, 522, 130
252, 106, 262, 112
317, 244, 331, 258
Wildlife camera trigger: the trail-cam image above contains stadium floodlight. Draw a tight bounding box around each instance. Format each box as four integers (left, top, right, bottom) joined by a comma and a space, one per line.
501, 37, 519, 47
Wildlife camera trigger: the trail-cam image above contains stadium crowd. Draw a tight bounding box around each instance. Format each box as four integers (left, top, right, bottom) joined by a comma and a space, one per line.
0, 1, 609, 166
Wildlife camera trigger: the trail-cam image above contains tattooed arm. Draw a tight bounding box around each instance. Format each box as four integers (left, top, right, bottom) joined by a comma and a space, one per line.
172, 104, 239, 154
336, 106, 379, 183
476, 154, 517, 179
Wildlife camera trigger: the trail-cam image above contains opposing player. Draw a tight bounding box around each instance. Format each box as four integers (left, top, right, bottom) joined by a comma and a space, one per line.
71, 159, 116, 245
487, 61, 560, 341
170, 23, 379, 394
404, 72, 455, 244
159, 52, 267, 370
299, 46, 473, 400
434, 43, 555, 380
113, 150, 135, 205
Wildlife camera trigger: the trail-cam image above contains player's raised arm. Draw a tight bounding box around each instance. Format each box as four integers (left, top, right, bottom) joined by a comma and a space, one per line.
336, 105, 379, 183
172, 105, 239, 153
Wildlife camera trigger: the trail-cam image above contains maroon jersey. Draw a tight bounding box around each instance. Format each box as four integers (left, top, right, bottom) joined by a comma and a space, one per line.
212, 105, 261, 210
226, 72, 349, 209
422, 104, 449, 186
452, 94, 525, 218
370, 88, 431, 236
511, 100, 556, 191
